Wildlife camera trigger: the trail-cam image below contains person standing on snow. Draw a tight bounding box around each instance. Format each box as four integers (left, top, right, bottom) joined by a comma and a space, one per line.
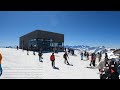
64, 48, 66, 52
98, 52, 102, 62
84, 51, 87, 57
86, 52, 89, 60
0, 52, 2, 77
63, 52, 70, 65
17, 46, 19, 50
81, 52, 83, 60
27, 47, 29, 55
90, 53, 96, 67
50, 53, 56, 68
105, 53, 108, 64
38, 51, 43, 62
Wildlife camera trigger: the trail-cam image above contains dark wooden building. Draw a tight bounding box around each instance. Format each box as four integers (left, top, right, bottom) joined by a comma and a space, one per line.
19, 30, 64, 52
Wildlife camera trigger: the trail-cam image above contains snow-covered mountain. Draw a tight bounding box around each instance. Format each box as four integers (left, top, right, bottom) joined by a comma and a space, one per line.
65, 45, 108, 54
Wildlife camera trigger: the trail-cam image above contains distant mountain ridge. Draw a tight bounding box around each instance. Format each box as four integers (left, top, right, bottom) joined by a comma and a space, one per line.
64, 45, 107, 54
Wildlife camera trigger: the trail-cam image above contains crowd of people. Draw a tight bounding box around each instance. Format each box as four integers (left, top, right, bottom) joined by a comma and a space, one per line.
0, 46, 120, 79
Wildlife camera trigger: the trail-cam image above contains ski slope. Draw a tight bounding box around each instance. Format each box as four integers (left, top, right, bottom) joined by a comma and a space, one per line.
0, 48, 115, 79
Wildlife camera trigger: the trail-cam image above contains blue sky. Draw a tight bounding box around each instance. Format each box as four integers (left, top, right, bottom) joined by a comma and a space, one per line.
0, 11, 120, 48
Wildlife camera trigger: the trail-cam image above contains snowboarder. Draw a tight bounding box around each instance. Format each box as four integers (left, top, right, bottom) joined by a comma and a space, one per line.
81, 52, 83, 60
38, 51, 43, 62
50, 53, 56, 68
0, 52, 2, 77
63, 52, 70, 65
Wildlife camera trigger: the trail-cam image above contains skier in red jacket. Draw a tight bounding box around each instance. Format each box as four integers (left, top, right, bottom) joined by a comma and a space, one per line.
50, 53, 55, 68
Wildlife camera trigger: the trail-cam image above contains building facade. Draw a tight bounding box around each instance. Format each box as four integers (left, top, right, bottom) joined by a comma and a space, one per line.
19, 30, 64, 52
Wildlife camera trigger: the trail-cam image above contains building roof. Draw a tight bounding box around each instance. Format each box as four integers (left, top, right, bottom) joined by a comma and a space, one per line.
20, 30, 64, 37
20, 30, 64, 42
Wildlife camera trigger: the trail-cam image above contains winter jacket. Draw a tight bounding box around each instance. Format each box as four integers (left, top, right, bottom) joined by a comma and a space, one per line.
50, 55, 55, 61
0, 53, 2, 64
63, 53, 68, 59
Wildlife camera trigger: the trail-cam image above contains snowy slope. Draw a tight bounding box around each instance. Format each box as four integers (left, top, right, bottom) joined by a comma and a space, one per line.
0, 48, 114, 79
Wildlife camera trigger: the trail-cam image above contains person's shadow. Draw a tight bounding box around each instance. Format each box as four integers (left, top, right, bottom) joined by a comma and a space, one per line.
54, 66, 59, 70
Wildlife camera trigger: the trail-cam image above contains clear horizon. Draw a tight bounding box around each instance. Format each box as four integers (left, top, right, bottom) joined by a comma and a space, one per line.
0, 11, 120, 48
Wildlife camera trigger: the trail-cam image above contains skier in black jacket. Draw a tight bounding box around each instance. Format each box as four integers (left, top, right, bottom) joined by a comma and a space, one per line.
63, 52, 70, 65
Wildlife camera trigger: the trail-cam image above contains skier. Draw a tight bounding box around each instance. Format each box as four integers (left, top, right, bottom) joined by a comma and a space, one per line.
17, 46, 19, 50
38, 51, 43, 62
0, 52, 2, 77
81, 52, 83, 60
63, 52, 70, 65
68, 48, 70, 54
71, 49, 74, 55
84, 51, 87, 57
33, 48, 35, 55
98, 52, 102, 62
27, 48, 29, 55
90, 53, 96, 67
86, 52, 89, 60
105, 53, 108, 64
50, 53, 56, 68
30, 45, 33, 51
64, 48, 66, 52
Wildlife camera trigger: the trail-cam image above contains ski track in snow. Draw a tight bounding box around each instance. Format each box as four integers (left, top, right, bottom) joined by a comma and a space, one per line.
0, 48, 116, 79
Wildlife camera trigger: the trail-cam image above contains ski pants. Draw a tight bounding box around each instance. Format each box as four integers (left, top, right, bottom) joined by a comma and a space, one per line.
64, 58, 69, 64
51, 60, 55, 68
92, 60, 95, 66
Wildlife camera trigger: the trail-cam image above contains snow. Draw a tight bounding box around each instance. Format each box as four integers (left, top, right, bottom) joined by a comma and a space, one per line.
0, 48, 117, 79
